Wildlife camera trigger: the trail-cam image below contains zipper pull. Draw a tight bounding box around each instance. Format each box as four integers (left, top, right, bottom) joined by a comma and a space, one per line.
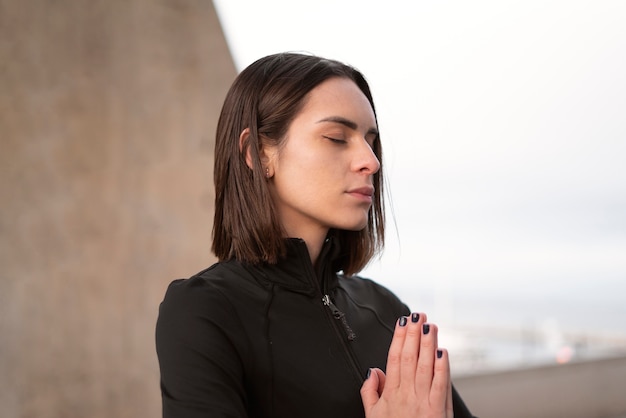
322, 295, 357, 341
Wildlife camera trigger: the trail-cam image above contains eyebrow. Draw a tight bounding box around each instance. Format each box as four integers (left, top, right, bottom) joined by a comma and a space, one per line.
316, 116, 379, 137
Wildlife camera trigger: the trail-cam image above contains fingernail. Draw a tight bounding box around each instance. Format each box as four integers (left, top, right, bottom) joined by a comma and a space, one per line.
437, 349, 443, 359
423, 323, 430, 335
411, 312, 420, 323
399, 316, 407, 327
366, 368, 372, 379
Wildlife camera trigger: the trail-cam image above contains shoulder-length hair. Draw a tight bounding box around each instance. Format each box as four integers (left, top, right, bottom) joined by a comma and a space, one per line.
212, 52, 385, 275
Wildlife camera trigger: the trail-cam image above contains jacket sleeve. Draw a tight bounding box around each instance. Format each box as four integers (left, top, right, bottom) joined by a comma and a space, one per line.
155, 278, 249, 418
452, 384, 477, 418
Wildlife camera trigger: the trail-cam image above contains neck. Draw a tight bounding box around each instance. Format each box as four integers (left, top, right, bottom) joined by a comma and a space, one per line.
304, 236, 325, 268
285, 228, 329, 268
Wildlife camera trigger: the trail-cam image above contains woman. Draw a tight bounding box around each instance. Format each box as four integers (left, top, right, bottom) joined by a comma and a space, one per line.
156, 52, 475, 417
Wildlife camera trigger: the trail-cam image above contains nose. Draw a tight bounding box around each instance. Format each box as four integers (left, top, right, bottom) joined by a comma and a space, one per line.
353, 139, 380, 175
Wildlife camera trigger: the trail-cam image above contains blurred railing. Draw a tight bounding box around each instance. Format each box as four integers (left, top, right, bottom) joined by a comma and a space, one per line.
454, 354, 626, 418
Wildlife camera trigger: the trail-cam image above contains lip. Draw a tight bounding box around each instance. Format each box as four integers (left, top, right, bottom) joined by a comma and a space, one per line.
346, 186, 374, 202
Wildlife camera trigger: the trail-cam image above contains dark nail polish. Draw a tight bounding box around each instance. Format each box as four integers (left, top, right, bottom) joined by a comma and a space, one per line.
437, 349, 443, 359
366, 368, 372, 379
399, 316, 407, 327
423, 323, 430, 335
411, 313, 420, 323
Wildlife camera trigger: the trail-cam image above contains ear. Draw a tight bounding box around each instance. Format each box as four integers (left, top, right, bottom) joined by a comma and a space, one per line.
239, 127, 276, 177
238, 128, 254, 170
260, 138, 279, 179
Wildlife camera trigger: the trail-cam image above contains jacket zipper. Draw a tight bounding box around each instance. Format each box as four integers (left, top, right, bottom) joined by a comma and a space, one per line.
317, 241, 364, 381
322, 294, 357, 341
296, 239, 365, 382
322, 294, 363, 384
319, 291, 364, 382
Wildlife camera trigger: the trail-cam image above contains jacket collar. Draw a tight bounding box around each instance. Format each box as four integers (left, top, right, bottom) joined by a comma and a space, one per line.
246, 237, 342, 296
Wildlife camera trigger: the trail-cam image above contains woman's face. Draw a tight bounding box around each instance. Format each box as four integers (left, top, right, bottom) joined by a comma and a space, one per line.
266, 77, 380, 243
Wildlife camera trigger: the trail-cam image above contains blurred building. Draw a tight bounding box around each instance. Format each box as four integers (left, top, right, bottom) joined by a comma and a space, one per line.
0, 1, 235, 417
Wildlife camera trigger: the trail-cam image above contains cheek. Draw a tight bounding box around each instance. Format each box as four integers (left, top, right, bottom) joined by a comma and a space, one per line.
276, 146, 320, 181
274, 160, 337, 204
273, 140, 343, 197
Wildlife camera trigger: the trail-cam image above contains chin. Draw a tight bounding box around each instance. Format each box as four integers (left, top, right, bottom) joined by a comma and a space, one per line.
335, 218, 368, 232
328, 210, 370, 232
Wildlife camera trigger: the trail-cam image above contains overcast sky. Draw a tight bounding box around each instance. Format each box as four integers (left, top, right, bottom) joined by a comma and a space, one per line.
212, 0, 626, 330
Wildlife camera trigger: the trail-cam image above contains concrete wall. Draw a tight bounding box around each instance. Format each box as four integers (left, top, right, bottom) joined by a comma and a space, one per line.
0, 1, 236, 417
454, 355, 626, 418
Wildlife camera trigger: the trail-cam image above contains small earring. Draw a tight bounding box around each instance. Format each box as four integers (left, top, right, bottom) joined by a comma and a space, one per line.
265, 168, 270, 178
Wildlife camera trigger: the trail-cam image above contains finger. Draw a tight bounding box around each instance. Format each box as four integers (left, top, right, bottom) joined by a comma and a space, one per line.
383, 316, 409, 390
446, 382, 453, 418
375, 367, 386, 395
415, 322, 438, 391
360, 368, 384, 413
445, 354, 453, 417
399, 312, 425, 387
430, 348, 451, 413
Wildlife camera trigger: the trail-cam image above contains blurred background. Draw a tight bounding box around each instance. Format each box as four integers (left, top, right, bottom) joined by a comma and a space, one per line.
1, 1, 625, 417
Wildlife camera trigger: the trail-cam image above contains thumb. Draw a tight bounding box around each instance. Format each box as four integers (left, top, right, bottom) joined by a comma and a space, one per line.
360, 368, 384, 412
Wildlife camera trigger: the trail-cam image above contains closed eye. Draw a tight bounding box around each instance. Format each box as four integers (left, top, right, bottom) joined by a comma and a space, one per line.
323, 135, 347, 144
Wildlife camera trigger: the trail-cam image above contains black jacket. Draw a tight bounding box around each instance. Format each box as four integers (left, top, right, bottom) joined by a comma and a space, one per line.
156, 238, 474, 417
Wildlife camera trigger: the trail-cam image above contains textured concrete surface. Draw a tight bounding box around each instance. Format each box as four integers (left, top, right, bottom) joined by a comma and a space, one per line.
454, 355, 626, 418
0, 1, 235, 417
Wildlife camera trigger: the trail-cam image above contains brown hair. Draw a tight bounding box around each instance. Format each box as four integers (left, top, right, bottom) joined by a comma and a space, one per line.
212, 52, 385, 275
